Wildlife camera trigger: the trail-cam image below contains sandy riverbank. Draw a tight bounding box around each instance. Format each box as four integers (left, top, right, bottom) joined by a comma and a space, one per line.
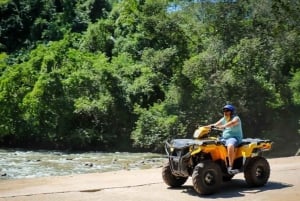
0, 156, 300, 201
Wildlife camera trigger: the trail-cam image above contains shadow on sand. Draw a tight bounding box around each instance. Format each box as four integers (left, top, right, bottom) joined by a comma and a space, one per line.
168, 179, 293, 199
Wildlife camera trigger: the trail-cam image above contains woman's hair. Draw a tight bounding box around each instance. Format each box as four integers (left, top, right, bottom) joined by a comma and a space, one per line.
223, 104, 236, 120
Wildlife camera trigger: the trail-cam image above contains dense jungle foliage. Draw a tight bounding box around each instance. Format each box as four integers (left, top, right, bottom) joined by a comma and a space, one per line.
0, 0, 300, 155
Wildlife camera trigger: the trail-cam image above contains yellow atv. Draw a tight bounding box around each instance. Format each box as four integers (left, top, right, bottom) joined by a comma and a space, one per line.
162, 126, 272, 195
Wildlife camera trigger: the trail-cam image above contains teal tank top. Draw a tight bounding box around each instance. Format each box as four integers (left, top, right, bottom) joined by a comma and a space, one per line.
221, 116, 243, 143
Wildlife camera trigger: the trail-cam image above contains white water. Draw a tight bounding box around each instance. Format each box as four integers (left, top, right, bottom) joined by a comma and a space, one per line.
0, 149, 166, 179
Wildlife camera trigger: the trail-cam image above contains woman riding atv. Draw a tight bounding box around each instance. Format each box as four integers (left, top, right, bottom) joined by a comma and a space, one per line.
206, 104, 243, 174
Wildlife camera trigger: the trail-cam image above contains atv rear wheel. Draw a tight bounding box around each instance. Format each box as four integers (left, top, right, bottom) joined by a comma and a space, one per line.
244, 156, 270, 187
162, 162, 188, 187
192, 161, 222, 195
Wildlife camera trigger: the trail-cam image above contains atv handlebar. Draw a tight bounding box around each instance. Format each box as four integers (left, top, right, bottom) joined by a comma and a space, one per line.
193, 125, 223, 139
210, 125, 224, 132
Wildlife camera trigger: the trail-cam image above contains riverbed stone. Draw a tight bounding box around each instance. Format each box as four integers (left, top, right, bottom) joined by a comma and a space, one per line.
1, 172, 7, 176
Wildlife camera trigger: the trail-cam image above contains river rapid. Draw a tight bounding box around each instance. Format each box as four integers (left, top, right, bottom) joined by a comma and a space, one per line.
0, 149, 166, 180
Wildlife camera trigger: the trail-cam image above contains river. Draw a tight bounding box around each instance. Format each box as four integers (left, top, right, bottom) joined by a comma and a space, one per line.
0, 149, 166, 180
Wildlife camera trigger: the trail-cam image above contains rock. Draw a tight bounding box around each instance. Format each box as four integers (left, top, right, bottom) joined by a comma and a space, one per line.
1, 172, 7, 177
85, 163, 93, 167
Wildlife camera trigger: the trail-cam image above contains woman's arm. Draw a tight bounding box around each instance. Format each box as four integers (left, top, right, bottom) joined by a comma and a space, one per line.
219, 116, 239, 129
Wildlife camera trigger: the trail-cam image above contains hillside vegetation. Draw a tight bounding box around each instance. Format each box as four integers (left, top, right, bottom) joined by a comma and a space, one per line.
0, 0, 299, 155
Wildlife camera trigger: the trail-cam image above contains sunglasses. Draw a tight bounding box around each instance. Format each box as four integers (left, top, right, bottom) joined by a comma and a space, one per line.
223, 109, 231, 112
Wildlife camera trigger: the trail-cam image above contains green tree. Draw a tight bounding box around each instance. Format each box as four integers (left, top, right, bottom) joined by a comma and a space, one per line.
22, 72, 72, 147
131, 103, 186, 151
290, 70, 300, 105
0, 61, 37, 145
80, 19, 114, 57
0, 0, 112, 53
0, 52, 8, 74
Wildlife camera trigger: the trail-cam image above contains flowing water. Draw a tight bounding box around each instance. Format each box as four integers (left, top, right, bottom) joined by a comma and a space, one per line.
0, 149, 166, 180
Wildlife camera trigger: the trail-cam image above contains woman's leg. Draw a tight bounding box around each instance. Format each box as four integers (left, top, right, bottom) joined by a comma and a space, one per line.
225, 138, 238, 173
227, 144, 235, 167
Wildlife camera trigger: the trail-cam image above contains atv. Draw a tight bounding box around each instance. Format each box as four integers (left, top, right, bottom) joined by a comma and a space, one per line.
162, 126, 272, 195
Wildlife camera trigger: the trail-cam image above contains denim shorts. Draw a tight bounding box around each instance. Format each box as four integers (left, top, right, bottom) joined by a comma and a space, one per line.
221, 137, 239, 147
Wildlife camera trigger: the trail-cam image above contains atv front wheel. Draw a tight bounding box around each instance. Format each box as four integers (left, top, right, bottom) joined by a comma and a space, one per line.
162, 162, 188, 187
192, 161, 222, 195
244, 156, 270, 187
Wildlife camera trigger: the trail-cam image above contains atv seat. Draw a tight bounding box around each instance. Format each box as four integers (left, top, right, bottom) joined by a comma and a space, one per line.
237, 138, 272, 147
237, 141, 251, 147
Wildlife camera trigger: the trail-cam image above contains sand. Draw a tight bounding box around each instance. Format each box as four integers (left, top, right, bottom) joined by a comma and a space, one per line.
0, 156, 299, 201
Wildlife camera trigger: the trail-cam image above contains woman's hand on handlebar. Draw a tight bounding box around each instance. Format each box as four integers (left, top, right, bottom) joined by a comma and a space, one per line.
211, 125, 224, 131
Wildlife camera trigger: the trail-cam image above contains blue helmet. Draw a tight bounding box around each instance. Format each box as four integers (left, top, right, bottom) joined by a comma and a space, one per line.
223, 104, 235, 113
